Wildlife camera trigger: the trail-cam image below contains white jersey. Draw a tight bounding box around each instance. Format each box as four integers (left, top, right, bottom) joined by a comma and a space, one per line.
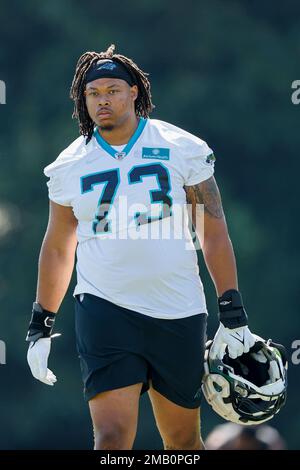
44, 118, 215, 319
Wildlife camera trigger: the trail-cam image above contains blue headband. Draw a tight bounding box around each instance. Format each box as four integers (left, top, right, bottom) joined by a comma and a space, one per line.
85, 59, 136, 86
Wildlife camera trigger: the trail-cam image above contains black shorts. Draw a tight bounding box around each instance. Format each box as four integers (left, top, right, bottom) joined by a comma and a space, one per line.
74, 293, 207, 409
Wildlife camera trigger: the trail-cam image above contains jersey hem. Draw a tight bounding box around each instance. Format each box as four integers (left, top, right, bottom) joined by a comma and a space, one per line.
73, 287, 208, 320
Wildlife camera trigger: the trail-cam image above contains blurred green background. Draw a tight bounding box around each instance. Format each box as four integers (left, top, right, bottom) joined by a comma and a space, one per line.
0, 0, 299, 449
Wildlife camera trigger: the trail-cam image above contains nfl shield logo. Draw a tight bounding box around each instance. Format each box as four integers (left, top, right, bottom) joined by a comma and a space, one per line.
115, 152, 126, 160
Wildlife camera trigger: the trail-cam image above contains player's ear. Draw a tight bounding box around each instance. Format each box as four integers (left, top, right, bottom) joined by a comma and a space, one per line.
130, 85, 138, 102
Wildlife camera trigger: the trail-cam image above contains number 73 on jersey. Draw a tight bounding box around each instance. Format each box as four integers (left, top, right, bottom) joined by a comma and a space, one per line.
81, 162, 173, 234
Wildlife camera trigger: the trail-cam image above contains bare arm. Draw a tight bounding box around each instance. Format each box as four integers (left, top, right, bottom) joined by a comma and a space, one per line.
184, 176, 238, 296
36, 201, 78, 313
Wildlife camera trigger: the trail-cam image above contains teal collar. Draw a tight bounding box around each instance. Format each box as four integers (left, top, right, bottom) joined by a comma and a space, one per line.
93, 117, 148, 160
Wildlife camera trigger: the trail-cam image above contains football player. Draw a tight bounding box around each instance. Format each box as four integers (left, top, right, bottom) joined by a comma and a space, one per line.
26, 44, 255, 450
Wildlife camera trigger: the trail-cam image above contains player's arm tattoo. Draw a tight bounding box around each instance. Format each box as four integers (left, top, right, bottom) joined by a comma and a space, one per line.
184, 176, 224, 219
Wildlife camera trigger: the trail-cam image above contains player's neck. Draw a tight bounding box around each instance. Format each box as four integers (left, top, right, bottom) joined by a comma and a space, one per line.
98, 114, 139, 146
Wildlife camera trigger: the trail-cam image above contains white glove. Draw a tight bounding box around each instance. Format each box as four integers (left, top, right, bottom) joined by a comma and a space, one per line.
27, 338, 57, 386
209, 323, 256, 360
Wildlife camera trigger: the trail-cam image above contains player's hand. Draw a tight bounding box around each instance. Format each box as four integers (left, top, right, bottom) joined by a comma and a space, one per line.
209, 323, 256, 360
26, 302, 60, 386
209, 289, 256, 360
27, 338, 57, 386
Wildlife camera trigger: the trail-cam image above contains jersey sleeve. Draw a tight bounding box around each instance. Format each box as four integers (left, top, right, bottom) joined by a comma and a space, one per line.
184, 140, 215, 186
43, 159, 73, 207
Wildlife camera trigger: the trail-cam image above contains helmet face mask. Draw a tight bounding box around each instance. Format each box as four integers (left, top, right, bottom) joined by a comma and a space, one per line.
202, 336, 288, 425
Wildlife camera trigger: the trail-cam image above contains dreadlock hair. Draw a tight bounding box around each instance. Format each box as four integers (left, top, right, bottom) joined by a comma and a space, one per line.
70, 44, 154, 143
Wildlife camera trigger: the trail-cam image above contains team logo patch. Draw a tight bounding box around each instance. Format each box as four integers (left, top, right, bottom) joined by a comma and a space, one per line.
205, 153, 216, 165
97, 62, 117, 71
142, 147, 170, 160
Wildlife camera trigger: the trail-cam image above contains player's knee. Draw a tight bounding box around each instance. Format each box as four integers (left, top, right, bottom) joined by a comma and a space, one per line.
163, 430, 203, 450
93, 421, 135, 450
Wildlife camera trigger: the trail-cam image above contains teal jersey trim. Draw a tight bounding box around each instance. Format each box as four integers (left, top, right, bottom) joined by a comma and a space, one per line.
93, 118, 148, 160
